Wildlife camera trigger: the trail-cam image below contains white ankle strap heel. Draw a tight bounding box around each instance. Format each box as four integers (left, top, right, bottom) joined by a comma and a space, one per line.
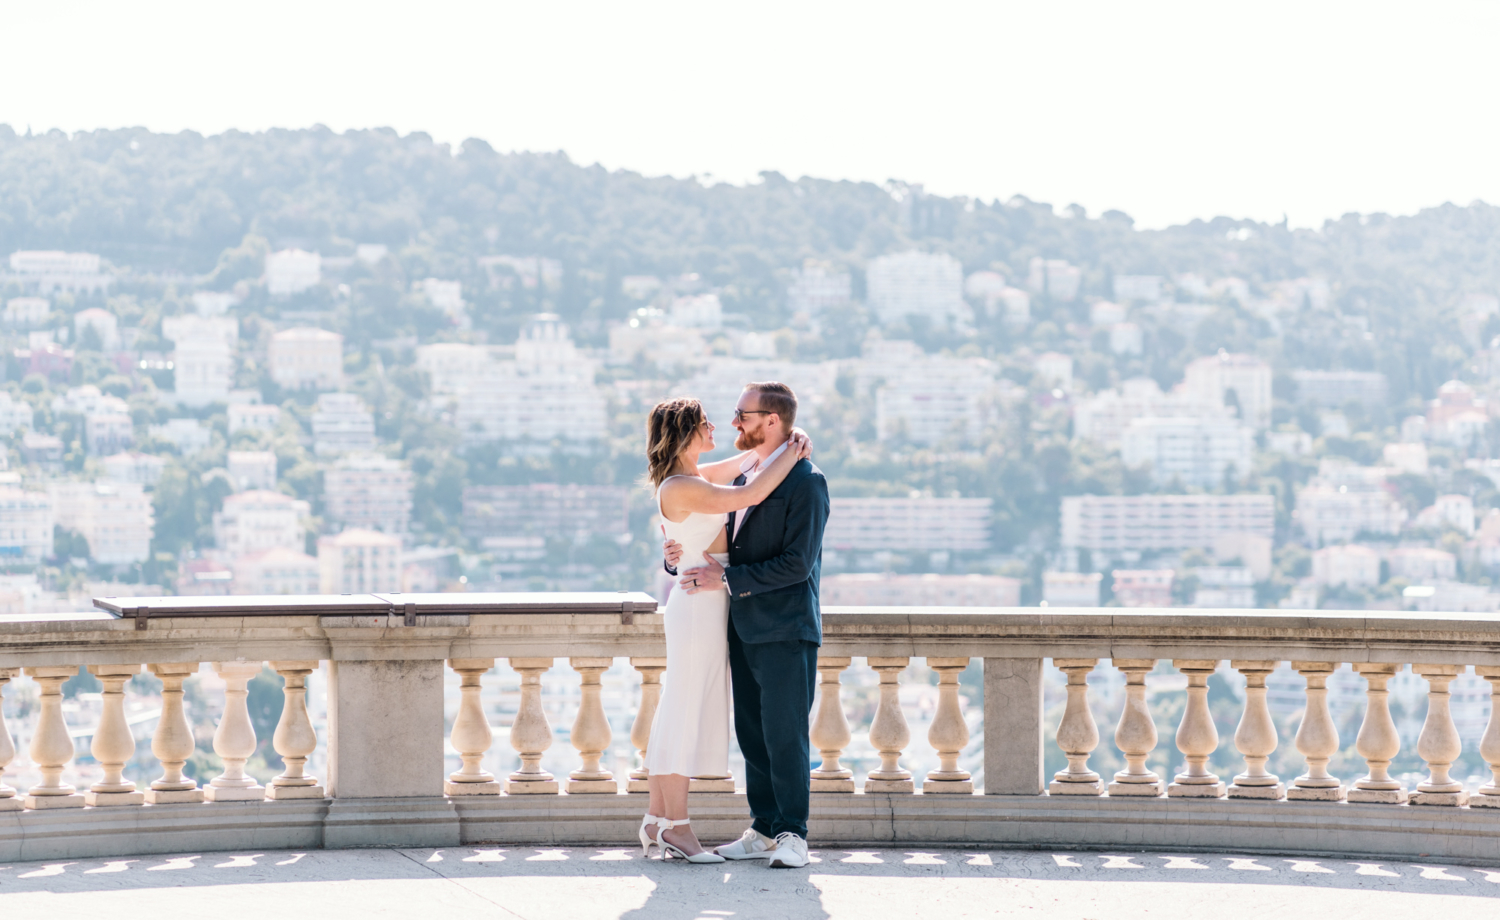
638, 814, 665, 856
658, 818, 726, 864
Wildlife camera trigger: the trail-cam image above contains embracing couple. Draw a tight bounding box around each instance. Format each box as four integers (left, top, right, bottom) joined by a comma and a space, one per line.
639, 381, 829, 869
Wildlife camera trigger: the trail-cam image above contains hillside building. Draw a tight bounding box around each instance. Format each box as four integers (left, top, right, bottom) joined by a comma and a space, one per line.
866, 251, 966, 324
1060, 494, 1275, 552
269, 327, 343, 390
324, 453, 414, 534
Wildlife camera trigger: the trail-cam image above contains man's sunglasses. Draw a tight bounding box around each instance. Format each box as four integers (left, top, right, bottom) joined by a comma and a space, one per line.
734, 409, 773, 421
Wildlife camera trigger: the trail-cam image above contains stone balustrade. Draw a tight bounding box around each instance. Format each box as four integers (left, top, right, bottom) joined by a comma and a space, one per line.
4, 597, 1500, 863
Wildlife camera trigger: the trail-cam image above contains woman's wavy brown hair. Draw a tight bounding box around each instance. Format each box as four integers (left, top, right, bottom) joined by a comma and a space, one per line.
646, 397, 706, 488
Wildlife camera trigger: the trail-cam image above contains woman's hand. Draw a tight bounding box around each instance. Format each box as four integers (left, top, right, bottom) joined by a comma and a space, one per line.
789, 430, 813, 460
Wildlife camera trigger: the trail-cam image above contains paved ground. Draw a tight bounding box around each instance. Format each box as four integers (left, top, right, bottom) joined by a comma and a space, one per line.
3, 846, 1499, 919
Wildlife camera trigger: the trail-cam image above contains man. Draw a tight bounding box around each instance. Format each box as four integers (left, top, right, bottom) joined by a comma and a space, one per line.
666, 381, 829, 869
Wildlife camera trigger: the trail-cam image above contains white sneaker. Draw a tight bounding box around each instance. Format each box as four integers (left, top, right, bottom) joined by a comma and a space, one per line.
716, 827, 776, 860
767, 832, 808, 868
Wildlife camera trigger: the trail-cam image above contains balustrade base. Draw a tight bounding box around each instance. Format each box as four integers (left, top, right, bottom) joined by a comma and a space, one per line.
811, 779, 857, 793
0, 797, 20, 812
922, 781, 974, 794
1468, 792, 1500, 808
504, 780, 560, 795
1106, 782, 1162, 797
1227, 783, 1285, 800
865, 779, 915, 794
83, 790, 144, 807
267, 784, 328, 800
689, 779, 735, 793
23, 794, 84, 809
205, 785, 267, 802
444, 781, 500, 796
324, 797, 460, 849
626, 780, 650, 793
1347, 788, 1407, 804
144, 789, 203, 804
1409, 791, 1469, 807
1286, 785, 1345, 802
1167, 782, 1225, 798
1049, 781, 1104, 796
567, 780, 620, 794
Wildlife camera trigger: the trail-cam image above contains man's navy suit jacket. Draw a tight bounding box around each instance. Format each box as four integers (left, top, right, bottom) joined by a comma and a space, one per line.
722, 458, 830, 646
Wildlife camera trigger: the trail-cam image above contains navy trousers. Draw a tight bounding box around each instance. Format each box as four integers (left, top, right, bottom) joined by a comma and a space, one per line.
728, 623, 818, 840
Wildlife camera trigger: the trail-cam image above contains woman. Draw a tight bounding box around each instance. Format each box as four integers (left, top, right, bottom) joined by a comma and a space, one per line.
639, 397, 810, 862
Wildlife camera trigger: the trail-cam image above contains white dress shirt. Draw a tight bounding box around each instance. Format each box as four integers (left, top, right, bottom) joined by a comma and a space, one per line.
731, 440, 789, 541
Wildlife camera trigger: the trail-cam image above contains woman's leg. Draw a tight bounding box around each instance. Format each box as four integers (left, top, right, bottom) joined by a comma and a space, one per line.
655, 774, 709, 855
645, 773, 664, 843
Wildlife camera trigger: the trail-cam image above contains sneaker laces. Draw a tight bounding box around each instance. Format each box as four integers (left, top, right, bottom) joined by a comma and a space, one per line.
774, 832, 801, 848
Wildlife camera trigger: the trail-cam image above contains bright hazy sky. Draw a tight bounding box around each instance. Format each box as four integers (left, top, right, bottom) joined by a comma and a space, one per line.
6, 1, 1499, 229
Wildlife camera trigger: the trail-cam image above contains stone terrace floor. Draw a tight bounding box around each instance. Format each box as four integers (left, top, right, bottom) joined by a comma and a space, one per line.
3, 846, 1499, 919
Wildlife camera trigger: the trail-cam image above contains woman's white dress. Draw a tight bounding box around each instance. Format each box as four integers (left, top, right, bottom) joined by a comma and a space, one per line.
644, 487, 731, 778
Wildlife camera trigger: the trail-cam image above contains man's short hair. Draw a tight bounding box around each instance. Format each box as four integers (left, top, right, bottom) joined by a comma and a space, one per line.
745, 381, 797, 429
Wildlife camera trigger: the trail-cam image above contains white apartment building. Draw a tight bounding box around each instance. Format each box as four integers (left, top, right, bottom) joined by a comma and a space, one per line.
823, 497, 992, 552
1027, 257, 1082, 302
0, 392, 33, 434
417, 278, 465, 321
964, 271, 1008, 306
1383, 442, 1429, 475
1312, 544, 1381, 589
1414, 494, 1476, 535
415, 342, 495, 395
232, 546, 319, 596
1294, 486, 1408, 544
163, 314, 238, 347
1292, 370, 1388, 407
226, 450, 278, 491
53, 384, 125, 417
670, 294, 723, 330
463, 484, 630, 543
999, 288, 1031, 326
228, 402, 281, 435
821, 573, 1021, 608
213, 489, 310, 557
608, 313, 710, 371
1109, 322, 1143, 355
1113, 275, 1162, 303
85, 411, 134, 456
1089, 301, 1127, 326
48, 480, 153, 564
318, 528, 402, 594
1034, 352, 1072, 390
1182, 351, 1273, 429
789, 261, 852, 314
324, 453, 414, 534
266, 248, 321, 295
149, 418, 212, 455
269, 327, 343, 390
1074, 377, 1229, 446
102, 451, 165, 486
1120, 416, 1255, 488
312, 393, 377, 456
1192, 566, 1256, 608
0, 487, 53, 566
874, 357, 998, 445
6, 250, 111, 294
191, 291, 236, 316
171, 336, 234, 406
456, 315, 607, 447
1060, 494, 1276, 552
866, 251, 966, 324
4, 296, 50, 327
1043, 571, 1101, 606
1386, 547, 1457, 583
73, 308, 120, 350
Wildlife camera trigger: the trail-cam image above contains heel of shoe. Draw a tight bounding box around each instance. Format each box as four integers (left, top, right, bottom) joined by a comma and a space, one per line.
639, 814, 664, 857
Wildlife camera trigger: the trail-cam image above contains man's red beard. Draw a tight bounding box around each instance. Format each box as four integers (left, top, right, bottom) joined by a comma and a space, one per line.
735, 427, 765, 450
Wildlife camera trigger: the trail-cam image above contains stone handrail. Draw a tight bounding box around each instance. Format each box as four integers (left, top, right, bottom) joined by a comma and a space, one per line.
2, 596, 1500, 863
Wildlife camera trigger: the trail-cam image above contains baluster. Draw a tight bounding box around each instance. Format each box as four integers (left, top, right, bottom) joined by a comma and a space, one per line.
865, 657, 914, 793
267, 660, 326, 799
627, 657, 666, 793
444, 659, 498, 795
84, 664, 144, 806
205, 660, 266, 801
1227, 660, 1284, 799
1410, 664, 1468, 806
1286, 661, 1344, 801
1049, 658, 1103, 795
810, 656, 855, 793
22, 666, 84, 808
924, 657, 973, 793
145, 663, 203, 803
567, 657, 617, 793
1168, 659, 1224, 797
1108, 659, 1161, 796
505, 657, 558, 794
1472, 666, 1500, 807
1347, 663, 1406, 804
0, 668, 19, 811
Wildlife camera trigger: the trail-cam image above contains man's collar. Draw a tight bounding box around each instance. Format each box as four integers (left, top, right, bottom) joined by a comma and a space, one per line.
741, 439, 790, 474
